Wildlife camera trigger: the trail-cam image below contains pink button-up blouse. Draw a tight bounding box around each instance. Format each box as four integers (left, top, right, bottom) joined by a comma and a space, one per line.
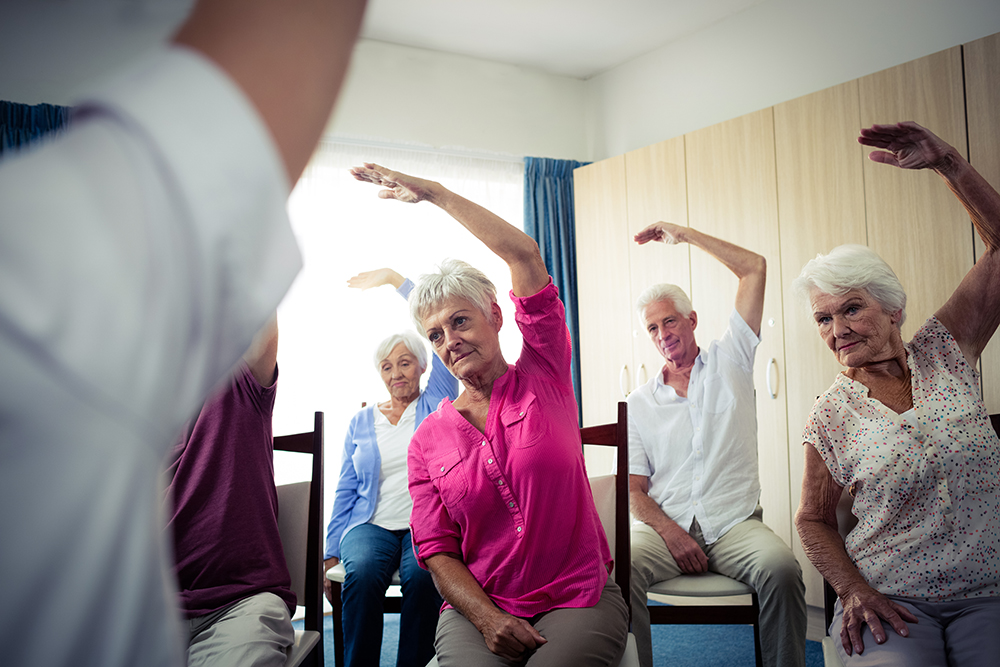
408, 280, 612, 617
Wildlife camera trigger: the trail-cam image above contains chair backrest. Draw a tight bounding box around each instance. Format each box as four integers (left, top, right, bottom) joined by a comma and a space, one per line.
582, 401, 631, 626
274, 411, 325, 635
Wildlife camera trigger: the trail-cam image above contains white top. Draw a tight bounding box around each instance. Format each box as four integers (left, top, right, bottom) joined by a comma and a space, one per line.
370, 401, 417, 530
627, 309, 761, 544
0, 47, 300, 667
804, 317, 1000, 600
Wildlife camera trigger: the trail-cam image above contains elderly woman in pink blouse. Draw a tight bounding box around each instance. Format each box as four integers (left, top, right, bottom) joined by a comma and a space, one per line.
351, 163, 629, 666
794, 122, 1000, 667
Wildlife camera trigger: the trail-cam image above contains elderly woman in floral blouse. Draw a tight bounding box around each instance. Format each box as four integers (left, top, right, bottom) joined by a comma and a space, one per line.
794, 122, 1000, 667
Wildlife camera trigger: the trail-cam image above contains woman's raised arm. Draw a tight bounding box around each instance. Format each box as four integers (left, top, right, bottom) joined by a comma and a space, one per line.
859, 121, 1000, 365
350, 164, 549, 297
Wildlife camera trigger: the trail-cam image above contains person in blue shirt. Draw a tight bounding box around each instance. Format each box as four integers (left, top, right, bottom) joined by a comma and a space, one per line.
324, 268, 459, 667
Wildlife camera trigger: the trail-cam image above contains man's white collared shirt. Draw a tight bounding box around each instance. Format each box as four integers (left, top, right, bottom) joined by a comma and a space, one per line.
627, 309, 762, 544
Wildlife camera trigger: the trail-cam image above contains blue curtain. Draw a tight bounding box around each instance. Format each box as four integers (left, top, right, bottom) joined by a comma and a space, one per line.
523, 156, 589, 423
1, 101, 72, 157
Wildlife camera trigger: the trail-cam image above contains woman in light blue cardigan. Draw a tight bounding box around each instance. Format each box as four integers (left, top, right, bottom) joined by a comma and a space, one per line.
323, 269, 459, 667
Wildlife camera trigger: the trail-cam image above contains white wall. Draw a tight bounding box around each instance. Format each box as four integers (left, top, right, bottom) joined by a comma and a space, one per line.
585, 0, 1000, 160
325, 40, 587, 161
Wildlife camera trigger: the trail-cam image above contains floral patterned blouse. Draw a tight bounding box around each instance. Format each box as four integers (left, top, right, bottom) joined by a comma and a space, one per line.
803, 316, 1000, 601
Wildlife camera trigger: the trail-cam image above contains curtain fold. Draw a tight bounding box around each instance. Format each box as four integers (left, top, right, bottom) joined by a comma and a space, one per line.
523, 156, 589, 423
1, 101, 72, 156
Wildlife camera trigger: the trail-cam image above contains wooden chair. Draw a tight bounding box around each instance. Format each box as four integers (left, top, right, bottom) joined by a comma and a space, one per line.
581, 401, 641, 664
275, 411, 325, 667
325, 402, 404, 667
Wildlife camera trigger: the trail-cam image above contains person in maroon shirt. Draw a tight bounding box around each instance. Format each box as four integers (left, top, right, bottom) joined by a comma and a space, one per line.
165, 315, 295, 667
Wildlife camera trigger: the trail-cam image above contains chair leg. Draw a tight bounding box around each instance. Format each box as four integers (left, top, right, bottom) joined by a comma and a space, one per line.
752, 592, 763, 667
332, 581, 344, 667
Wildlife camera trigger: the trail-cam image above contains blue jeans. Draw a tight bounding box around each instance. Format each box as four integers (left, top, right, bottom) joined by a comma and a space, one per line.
340, 523, 442, 667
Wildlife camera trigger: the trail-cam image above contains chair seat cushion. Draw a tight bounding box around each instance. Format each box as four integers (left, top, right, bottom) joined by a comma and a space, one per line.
326, 562, 401, 586
647, 572, 754, 597
284, 630, 320, 667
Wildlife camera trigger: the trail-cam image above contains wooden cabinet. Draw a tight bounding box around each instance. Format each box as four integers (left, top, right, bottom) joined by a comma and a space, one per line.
686, 109, 791, 547
964, 32, 1000, 413
774, 80, 869, 607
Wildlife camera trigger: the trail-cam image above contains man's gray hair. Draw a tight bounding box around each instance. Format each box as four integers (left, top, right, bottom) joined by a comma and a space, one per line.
410, 259, 497, 332
635, 283, 694, 324
373, 330, 429, 373
792, 244, 907, 326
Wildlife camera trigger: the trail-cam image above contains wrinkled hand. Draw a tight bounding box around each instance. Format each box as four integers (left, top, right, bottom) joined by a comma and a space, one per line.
350, 163, 437, 203
347, 268, 403, 290
838, 583, 918, 656
478, 609, 547, 661
661, 526, 708, 574
634, 222, 686, 246
323, 557, 340, 606
858, 121, 956, 171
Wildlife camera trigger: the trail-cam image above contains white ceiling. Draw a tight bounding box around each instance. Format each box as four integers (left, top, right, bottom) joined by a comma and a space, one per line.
359, 0, 766, 79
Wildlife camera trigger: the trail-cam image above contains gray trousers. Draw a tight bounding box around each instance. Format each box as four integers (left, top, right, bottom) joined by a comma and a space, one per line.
831, 595, 1000, 666
186, 592, 294, 667
434, 575, 629, 666
630, 508, 806, 667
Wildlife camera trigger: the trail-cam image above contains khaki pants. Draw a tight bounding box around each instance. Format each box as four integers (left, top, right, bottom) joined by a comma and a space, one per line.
434, 575, 629, 666
186, 592, 294, 667
630, 508, 806, 667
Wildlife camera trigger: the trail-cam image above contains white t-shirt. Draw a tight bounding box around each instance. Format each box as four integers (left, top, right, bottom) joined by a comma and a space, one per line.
0, 46, 300, 667
627, 309, 761, 544
370, 401, 417, 530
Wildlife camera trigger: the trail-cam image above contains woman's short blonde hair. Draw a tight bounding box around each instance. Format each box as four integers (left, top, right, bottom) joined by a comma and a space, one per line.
792, 244, 907, 326
373, 330, 428, 373
410, 259, 497, 332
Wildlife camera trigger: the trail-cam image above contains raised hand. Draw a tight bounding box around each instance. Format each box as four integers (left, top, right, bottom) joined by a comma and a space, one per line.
634, 222, 687, 246
838, 582, 918, 656
347, 268, 404, 290
858, 121, 957, 171
349, 163, 438, 203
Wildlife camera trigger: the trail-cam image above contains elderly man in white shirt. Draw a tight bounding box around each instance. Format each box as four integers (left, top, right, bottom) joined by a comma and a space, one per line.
626, 222, 805, 667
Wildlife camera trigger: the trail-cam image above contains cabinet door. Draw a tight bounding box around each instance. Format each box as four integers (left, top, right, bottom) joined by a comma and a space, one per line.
574, 156, 632, 430
685, 109, 791, 545
624, 136, 691, 394
859, 47, 973, 342
774, 80, 868, 607
964, 32, 1000, 414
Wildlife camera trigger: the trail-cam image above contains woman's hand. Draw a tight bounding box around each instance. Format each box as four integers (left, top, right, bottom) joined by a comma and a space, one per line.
347, 268, 404, 290
322, 557, 341, 606
838, 582, 918, 656
858, 121, 958, 172
477, 607, 548, 660
350, 163, 439, 203
634, 221, 687, 246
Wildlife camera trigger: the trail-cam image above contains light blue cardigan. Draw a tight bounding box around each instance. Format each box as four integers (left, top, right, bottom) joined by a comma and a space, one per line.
324, 280, 459, 560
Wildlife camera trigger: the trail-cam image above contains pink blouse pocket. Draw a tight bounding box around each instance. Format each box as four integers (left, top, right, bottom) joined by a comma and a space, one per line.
430, 448, 468, 508
501, 393, 547, 448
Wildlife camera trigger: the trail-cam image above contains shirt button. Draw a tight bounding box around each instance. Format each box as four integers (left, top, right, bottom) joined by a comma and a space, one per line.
488, 458, 494, 464
519, 411, 525, 417
481, 440, 487, 446
516, 526, 522, 532
508, 502, 514, 507
440, 466, 445, 472
498, 480, 504, 486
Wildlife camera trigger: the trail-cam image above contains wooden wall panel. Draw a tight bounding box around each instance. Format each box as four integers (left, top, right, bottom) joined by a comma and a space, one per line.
774, 80, 868, 607
685, 109, 791, 545
624, 136, 691, 394
964, 32, 1000, 414
858, 47, 973, 343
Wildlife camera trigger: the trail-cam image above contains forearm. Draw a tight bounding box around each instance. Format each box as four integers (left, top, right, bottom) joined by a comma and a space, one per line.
629, 488, 685, 541
174, 0, 367, 184
935, 151, 1000, 252
426, 553, 502, 631
795, 512, 870, 599
680, 227, 766, 281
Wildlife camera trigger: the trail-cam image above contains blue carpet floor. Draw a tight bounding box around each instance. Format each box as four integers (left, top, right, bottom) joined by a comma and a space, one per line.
296, 615, 824, 666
